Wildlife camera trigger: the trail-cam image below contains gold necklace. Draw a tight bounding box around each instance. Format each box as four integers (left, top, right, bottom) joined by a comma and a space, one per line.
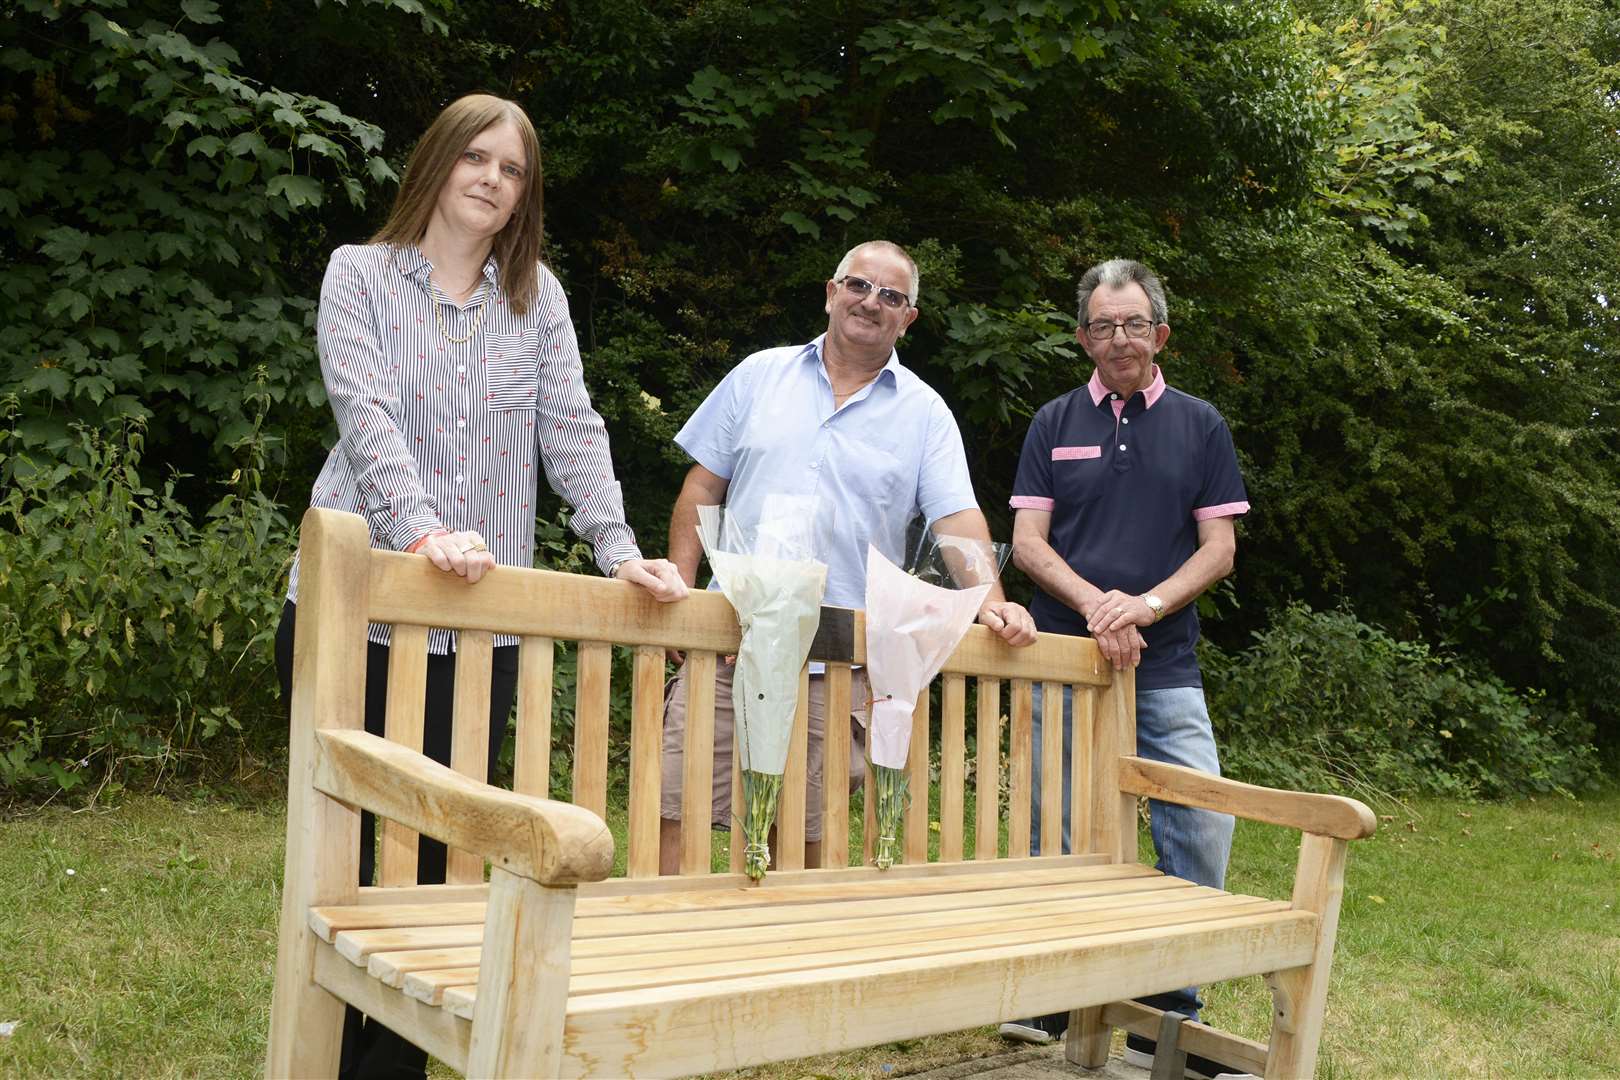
435, 296, 486, 345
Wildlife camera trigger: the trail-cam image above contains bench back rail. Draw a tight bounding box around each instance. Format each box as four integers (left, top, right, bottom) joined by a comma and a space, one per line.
333, 509, 1136, 884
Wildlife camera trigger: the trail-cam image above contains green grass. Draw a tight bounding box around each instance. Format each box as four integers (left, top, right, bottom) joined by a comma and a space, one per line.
2, 788, 1617, 1078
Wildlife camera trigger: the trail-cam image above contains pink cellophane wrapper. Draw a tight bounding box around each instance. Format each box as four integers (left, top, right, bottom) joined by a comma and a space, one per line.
863, 544, 992, 769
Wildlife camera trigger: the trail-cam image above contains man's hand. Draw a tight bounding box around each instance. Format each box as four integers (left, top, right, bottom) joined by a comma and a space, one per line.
411, 530, 497, 584
1093, 623, 1147, 670
977, 600, 1038, 647
614, 558, 690, 603
1084, 589, 1153, 670
1085, 589, 1156, 635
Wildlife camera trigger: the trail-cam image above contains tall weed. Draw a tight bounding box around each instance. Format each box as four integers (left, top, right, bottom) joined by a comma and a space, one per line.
0, 399, 292, 798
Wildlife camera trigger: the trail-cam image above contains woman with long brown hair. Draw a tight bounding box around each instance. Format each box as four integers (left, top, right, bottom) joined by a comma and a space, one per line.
274, 93, 685, 1079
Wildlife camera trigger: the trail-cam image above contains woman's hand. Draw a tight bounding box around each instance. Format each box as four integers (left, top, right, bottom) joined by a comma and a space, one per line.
410, 530, 497, 584
614, 558, 689, 603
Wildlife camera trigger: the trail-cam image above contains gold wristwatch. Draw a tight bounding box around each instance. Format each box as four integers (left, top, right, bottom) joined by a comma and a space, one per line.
1141, 593, 1165, 623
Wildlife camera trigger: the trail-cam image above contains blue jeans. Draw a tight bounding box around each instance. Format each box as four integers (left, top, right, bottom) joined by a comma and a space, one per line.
1029, 683, 1235, 1022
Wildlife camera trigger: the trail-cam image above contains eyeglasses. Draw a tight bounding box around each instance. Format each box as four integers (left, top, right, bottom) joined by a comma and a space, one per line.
1084, 318, 1157, 342
838, 275, 911, 310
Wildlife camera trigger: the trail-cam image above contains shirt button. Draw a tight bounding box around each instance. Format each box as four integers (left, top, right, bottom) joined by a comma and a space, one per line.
1119, 444, 1128, 452
456, 418, 466, 429
1122, 418, 1130, 425
454, 474, 465, 485
1110, 393, 1119, 400
810, 461, 821, 470
457, 364, 466, 373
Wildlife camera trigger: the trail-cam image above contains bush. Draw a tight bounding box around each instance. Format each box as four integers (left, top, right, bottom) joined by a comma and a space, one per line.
0, 400, 292, 798
1201, 602, 1600, 800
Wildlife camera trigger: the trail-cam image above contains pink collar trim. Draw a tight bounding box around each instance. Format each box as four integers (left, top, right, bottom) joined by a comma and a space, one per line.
1088, 365, 1165, 409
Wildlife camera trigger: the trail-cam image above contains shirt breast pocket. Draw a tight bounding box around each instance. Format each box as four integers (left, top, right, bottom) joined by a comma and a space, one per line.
483, 329, 540, 411
1051, 445, 1105, 507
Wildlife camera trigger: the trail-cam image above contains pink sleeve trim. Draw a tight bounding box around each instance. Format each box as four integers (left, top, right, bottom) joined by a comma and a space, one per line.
1010, 496, 1056, 511
1193, 501, 1250, 521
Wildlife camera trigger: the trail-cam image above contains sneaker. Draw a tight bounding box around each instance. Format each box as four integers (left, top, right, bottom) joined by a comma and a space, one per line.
997, 1011, 1067, 1044
1123, 1033, 1257, 1080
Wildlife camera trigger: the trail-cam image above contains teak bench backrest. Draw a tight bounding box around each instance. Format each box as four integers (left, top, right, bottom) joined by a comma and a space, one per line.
294, 507, 1136, 884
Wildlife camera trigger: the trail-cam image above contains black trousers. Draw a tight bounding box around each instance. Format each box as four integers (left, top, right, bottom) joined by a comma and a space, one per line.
276, 601, 519, 1080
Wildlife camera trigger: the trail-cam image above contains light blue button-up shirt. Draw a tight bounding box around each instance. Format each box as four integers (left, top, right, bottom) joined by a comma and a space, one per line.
676, 335, 979, 608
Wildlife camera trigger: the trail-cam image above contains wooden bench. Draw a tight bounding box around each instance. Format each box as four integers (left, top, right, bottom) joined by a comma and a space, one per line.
266, 507, 1376, 1078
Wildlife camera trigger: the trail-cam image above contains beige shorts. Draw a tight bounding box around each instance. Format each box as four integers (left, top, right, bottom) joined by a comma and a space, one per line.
659, 659, 868, 842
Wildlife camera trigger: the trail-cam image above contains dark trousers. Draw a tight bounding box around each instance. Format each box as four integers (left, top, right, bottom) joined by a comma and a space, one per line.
275, 601, 518, 1080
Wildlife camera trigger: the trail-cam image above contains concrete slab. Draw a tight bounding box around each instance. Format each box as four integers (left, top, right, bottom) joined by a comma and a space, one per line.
903, 1046, 1151, 1079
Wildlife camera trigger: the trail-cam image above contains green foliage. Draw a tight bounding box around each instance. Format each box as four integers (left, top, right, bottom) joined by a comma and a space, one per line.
1304, 0, 1481, 242
0, 0, 399, 473
1203, 603, 1600, 800
0, 397, 292, 797
3, 0, 1619, 794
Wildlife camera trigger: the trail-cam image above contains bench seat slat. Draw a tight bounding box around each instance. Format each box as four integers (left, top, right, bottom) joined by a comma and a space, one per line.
361, 879, 1230, 989
403, 965, 481, 1005
323, 862, 1156, 944
364, 895, 1300, 1010
323, 868, 1304, 1023
370, 946, 482, 986
568, 875, 1185, 939
320, 867, 1200, 962
334, 923, 486, 964
437, 906, 1316, 1026
577, 861, 1159, 915
566, 897, 1294, 997
312, 902, 487, 942
572, 888, 1242, 967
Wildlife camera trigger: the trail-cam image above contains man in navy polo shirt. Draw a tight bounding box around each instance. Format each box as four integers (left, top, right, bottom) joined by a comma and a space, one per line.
998, 259, 1252, 1078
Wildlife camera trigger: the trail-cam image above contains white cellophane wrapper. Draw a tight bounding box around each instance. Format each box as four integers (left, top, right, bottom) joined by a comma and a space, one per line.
863, 543, 994, 769
696, 501, 828, 774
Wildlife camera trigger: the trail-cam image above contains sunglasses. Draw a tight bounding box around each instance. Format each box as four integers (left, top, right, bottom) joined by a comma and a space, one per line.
837, 275, 911, 310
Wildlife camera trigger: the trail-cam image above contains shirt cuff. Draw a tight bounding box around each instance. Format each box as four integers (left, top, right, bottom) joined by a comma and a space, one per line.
390, 512, 445, 553
1193, 501, 1250, 521
592, 529, 642, 578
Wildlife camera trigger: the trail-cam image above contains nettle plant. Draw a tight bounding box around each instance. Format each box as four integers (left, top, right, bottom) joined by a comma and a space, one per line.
0, 0, 410, 472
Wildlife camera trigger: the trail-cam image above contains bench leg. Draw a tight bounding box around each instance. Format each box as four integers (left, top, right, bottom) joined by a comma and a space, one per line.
266, 790, 355, 1078
1264, 833, 1349, 1078
1064, 1006, 1110, 1068
265, 938, 345, 1078
467, 869, 578, 1078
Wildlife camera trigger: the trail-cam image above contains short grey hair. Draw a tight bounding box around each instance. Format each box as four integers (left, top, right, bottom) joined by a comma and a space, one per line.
834, 240, 920, 305
1076, 258, 1168, 326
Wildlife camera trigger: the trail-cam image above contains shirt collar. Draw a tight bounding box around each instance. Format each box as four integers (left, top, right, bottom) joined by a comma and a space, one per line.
806, 333, 901, 387
392, 244, 501, 288
1087, 364, 1165, 409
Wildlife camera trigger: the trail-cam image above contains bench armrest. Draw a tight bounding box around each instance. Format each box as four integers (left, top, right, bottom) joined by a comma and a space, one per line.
1118, 756, 1376, 840
311, 729, 614, 885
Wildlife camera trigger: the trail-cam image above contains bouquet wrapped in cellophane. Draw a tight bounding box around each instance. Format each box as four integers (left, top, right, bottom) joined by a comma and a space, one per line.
864, 534, 1008, 869
696, 499, 829, 881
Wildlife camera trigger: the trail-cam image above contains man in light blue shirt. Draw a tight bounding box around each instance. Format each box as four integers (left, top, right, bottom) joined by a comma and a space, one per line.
658, 240, 1036, 874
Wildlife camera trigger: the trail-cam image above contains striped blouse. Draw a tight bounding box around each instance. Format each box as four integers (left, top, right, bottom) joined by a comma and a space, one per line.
286, 243, 642, 652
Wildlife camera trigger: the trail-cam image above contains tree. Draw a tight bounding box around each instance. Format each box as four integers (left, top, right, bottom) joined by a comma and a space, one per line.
0, 0, 408, 482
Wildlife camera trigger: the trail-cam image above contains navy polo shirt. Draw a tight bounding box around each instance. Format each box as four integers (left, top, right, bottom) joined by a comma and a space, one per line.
1011, 366, 1249, 690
